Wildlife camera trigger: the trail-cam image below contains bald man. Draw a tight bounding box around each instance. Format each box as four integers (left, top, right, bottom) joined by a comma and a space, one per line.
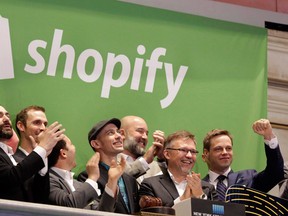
119, 116, 166, 183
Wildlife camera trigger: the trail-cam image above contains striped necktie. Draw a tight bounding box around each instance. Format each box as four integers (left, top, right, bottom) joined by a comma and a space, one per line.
216, 175, 227, 201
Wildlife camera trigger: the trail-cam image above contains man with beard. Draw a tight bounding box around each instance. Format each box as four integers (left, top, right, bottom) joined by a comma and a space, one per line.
138, 130, 217, 207
201, 119, 284, 201
119, 116, 166, 183
0, 105, 64, 201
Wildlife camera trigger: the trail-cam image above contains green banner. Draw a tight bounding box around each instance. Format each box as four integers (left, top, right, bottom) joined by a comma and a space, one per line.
0, 0, 267, 176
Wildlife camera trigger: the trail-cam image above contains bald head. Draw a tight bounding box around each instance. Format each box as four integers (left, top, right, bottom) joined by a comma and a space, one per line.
121, 116, 147, 130
120, 116, 148, 158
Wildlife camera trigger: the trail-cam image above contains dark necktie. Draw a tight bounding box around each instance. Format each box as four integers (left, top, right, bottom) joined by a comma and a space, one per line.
217, 175, 227, 201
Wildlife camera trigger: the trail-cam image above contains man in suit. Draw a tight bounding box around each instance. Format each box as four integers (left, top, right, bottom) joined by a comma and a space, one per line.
78, 118, 140, 214
0, 105, 64, 201
138, 130, 218, 208
47, 134, 125, 212
13, 105, 49, 203
202, 119, 284, 201
119, 115, 166, 183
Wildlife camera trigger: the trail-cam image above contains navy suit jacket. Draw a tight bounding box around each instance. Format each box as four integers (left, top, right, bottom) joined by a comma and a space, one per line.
138, 170, 218, 207
203, 144, 284, 193
0, 148, 45, 201
78, 163, 140, 214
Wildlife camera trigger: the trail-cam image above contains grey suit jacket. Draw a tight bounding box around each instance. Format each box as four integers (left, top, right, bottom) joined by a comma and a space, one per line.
118, 153, 165, 183
49, 169, 116, 212
139, 170, 218, 207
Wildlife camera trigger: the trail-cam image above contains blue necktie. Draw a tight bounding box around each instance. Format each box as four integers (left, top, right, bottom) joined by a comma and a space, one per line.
100, 162, 130, 212
217, 175, 227, 201
118, 177, 130, 213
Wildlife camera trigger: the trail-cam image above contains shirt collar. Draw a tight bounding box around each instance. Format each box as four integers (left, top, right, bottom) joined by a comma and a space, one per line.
0, 141, 14, 155
167, 169, 187, 185
18, 146, 29, 156
208, 167, 231, 183
51, 167, 74, 181
100, 161, 110, 170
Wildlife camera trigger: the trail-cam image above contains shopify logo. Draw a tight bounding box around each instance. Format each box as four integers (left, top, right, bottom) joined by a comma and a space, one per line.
0, 16, 14, 79
1, 17, 188, 109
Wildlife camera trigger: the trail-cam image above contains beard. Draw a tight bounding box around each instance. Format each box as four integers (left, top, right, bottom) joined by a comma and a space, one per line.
0, 123, 13, 139
124, 136, 146, 158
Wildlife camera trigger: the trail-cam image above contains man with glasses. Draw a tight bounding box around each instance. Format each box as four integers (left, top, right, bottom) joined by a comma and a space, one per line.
202, 119, 284, 201
138, 130, 217, 208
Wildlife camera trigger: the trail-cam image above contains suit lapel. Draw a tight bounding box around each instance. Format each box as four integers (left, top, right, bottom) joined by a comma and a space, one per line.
227, 170, 238, 187
203, 174, 209, 182
159, 173, 179, 200
50, 169, 73, 193
122, 173, 135, 213
14, 149, 26, 163
0, 148, 14, 166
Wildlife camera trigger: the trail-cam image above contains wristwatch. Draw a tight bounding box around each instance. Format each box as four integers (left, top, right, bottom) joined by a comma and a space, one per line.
199, 193, 207, 199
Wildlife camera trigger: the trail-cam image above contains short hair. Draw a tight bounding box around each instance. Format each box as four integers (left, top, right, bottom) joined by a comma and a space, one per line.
165, 130, 196, 149
48, 139, 67, 168
15, 105, 45, 135
203, 129, 233, 151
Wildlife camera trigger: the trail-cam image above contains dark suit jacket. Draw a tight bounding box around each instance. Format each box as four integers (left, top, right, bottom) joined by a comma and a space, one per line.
78, 163, 140, 214
138, 171, 218, 207
13, 148, 50, 204
0, 148, 45, 201
203, 144, 284, 193
49, 169, 116, 211
13, 148, 26, 162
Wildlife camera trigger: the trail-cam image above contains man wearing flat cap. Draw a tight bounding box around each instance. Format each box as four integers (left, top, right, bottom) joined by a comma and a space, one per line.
78, 118, 140, 215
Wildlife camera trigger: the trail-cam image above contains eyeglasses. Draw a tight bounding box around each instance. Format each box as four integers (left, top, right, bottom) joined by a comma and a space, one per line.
166, 148, 199, 155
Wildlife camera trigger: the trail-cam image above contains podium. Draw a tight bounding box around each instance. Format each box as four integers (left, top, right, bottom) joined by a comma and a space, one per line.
172, 198, 245, 216
226, 185, 288, 216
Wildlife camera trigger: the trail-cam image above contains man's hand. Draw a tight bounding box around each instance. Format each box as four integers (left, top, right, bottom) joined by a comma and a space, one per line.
188, 172, 203, 198
143, 130, 165, 164
107, 156, 126, 196
152, 130, 165, 159
86, 152, 100, 181
252, 119, 275, 140
180, 180, 193, 201
37, 122, 65, 156
108, 156, 126, 181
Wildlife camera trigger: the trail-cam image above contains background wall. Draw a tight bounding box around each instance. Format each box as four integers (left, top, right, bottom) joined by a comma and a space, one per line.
123, 0, 288, 176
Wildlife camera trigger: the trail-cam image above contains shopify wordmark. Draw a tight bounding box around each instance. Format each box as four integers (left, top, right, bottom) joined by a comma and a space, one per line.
0, 16, 14, 79
0, 25, 187, 108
